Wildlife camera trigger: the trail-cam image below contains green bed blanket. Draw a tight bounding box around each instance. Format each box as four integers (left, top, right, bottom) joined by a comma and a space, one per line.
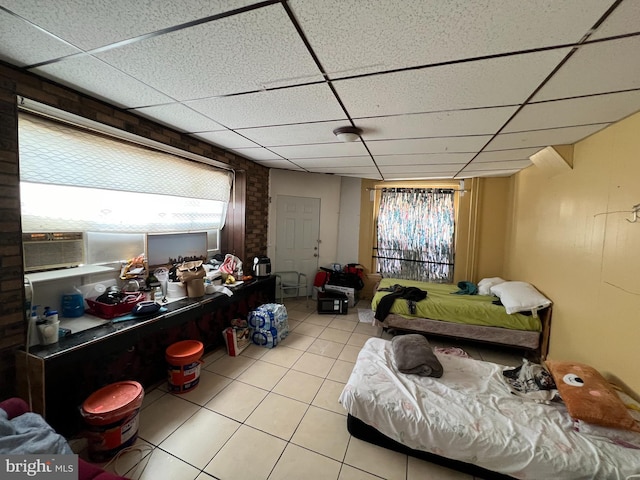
372, 278, 541, 332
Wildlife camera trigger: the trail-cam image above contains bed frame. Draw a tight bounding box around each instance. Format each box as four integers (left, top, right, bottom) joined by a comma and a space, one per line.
375, 306, 552, 362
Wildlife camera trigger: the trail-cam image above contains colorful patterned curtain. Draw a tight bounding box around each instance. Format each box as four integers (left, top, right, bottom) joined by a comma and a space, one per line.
375, 188, 455, 282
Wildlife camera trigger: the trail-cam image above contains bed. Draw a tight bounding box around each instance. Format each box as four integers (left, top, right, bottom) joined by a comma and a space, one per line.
371, 278, 552, 360
339, 338, 640, 479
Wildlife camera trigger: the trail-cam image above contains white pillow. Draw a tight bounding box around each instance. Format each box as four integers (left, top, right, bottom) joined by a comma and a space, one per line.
477, 277, 506, 296
490, 281, 551, 315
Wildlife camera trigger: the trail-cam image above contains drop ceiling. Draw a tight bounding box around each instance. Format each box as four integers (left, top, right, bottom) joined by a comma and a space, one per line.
1, 0, 639, 181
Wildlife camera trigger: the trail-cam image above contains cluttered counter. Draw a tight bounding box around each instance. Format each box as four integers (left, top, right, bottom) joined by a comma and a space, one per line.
17, 275, 276, 437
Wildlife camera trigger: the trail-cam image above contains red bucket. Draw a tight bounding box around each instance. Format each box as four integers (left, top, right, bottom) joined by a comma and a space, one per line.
166, 340, 204, 393
81, 381, 144, 462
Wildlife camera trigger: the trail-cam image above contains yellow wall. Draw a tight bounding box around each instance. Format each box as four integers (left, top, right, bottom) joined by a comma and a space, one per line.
504, 110, 640, 394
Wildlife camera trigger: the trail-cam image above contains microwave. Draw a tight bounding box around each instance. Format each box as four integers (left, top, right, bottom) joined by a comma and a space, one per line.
317, 291, 348, 315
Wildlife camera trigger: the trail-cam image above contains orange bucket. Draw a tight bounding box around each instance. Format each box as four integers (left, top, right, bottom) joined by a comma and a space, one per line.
166, 340, 204, 393
81, 381, 144, 462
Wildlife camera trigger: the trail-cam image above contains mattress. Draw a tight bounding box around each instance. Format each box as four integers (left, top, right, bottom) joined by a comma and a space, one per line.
339, 338, 640, 479
372, 278, 541, 331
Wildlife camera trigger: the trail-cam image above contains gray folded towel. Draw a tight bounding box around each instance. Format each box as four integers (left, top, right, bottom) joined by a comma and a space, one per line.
391, 334, 443, 378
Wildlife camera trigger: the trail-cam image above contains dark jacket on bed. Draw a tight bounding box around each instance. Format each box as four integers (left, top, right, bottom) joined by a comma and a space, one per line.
374, 284, 428, 321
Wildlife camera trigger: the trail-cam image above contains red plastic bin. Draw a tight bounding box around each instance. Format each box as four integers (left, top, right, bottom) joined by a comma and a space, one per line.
85, 293, 145, 319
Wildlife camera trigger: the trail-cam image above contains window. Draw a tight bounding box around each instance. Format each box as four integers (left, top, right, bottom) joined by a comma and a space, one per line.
374, 188, 455, 282
18, 112, 232, 234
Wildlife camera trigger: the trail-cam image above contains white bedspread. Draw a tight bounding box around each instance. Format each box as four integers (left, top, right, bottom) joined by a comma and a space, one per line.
339, 338, 640, 480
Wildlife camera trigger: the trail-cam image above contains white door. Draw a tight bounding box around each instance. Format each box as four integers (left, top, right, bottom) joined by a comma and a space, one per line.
275, 195, 320, 297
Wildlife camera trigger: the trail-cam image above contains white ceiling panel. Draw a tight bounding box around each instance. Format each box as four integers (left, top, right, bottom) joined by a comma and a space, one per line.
291, 156, 374, 168
290, 0, 610, 77
132, 104, 225, 133
379, 164, 463, 174
374, 153, 474, 166
333, 49, 571, 118
185, 84, 346, 129
463, 160, 533, 172
0, 0, 256, 50
533, 36, 640, 102
473, 148, 543, 163
505, 90, 640, 133
457, 168, 521, 178
590, 0, 640, 40
305, 165, 382, 176
97, 4, 323, 100
191, 130, 259, 149
231, 148, 284, 161
237, 120, 351, 146
0, 9, 81, 67
31, 55, 174, 108
485, 124, 609, 151
367, 136, 491, 156
250, 159, 305, 170
355, 107, 519, 140
271, 142, 368, 159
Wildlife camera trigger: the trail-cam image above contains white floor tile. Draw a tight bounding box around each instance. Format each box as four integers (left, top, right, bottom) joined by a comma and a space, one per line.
279, 332, 316, 351
245, 392, 308, 441
201, 348, 226, 368
338, 464, 383, 480
125, 447, 200, 480
204, 354, 256, 378
137, 394, 199, 446
291, 406, 350, 461
305, 313, 334, 327
236, 359, 288, 390
205, 381, 267, 422
141, 388, 165, 411
241, 343, 269, 359
159, 408, 239, 469
101, 439, 153, 477
327, 318, 358, 332
292, 322, 326, 337
312, 379, 347, 415
292, 352, 336, 378
353, 323, 383, 336
268, 443, 341, 480
171, 370, 232, 406
204, 425, 286, 480
319, 327, 351, 344
272, 369, 324, 403
407, 456, 473, 480
260, 345, 304, 368
344, 437, 407, 480
307, 338, 346, 359
338, 345, 362, 363
327, 360, 355, 383
347, 332, 373, 348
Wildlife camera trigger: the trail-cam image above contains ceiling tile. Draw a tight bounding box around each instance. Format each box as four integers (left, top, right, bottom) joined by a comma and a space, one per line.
367, 136, 491, 155
305, 165, 382, 178
231, 148, 284, 161
1, 0, 257, 50
373, 153, 474, 166
590, 1, 640, 40
191, 130, 259, 149
462, 159, 533, 172
97, 4, 323, 100
290, 0, 611, 77
333, 49, 572, 117
505, 90, 640, 133
0, 10, 81, 67
354, 107, 518, 139
473, 148, 543, 163
271, 142, 368, 159
185, 84, 347, 129
533, 36, 640, 101
379, 163, 462, 174
237, 120, 352, 146
250, 159, 305, 170
31, 55, 174, 108
291, 156, 374, 168
457, 168, 521, 178
132, 103, 225, 133
485, 124, 609, 151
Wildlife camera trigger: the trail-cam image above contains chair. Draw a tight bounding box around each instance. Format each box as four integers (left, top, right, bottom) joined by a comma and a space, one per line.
274, 271, 309, 305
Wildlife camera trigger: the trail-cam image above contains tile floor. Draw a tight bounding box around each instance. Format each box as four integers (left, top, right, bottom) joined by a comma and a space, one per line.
91, 297, 524, 480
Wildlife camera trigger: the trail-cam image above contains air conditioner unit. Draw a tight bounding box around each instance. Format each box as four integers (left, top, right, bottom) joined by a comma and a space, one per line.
22, 232, 84, 272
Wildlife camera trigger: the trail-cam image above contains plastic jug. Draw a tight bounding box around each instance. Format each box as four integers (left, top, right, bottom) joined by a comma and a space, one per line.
62, 286, 85, 318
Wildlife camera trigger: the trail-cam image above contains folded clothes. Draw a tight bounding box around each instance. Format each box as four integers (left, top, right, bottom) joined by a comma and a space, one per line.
391, 334, 443, 378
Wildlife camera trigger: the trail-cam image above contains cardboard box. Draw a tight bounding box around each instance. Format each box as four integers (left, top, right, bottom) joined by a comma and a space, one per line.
324, 284, 359, 307
223, 326, 251, 356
